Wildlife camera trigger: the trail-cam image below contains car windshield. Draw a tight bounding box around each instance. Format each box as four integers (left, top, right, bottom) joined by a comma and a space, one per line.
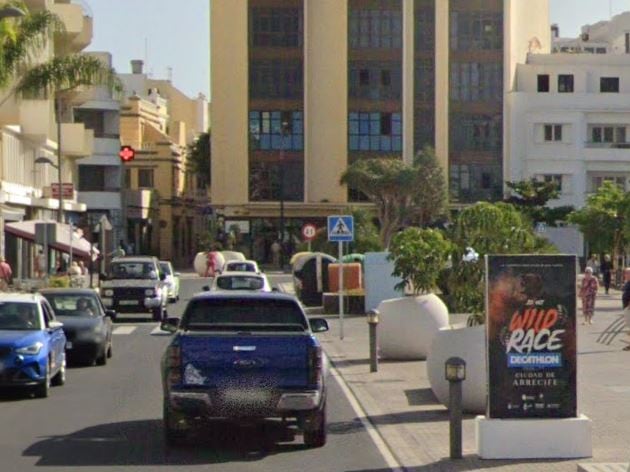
43, 294, 99, 318
216, 275, 264, 290
184, 298, 307, 331
0, 302, 41, 330
159, 262, 172, 275
226, 262, 255, 272
110, 262, 157, 280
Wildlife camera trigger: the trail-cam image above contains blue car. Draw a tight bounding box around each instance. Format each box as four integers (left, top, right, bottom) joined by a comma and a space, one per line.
0, 293, 67, 398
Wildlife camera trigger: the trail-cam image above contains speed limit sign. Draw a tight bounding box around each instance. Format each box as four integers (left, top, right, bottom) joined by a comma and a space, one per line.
301, 223, 317, 241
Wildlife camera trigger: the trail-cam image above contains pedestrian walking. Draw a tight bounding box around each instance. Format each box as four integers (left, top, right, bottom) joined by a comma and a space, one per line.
271, 240, 282, 268
35, 250, 46, 279
601, 254, 612, 294
622, 268, 630, 351
586, 254, 600, 279
0, 257, 13, 291
579, 267, 599, 325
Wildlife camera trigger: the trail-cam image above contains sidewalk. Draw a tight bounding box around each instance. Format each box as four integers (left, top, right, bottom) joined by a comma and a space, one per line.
316, 287, 630, 471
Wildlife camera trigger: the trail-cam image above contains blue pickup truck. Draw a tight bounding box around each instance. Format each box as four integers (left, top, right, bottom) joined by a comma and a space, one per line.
160, 291, 330, 447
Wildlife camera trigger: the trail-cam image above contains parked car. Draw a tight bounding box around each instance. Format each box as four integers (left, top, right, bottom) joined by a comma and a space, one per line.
39, 288, 114, 366
100, 256, 168, 321
210, 271, 272, 292
159, 261, 181, 303
160, 291, 330, 447
0, 293, 66, 398
223, 260, 261, 274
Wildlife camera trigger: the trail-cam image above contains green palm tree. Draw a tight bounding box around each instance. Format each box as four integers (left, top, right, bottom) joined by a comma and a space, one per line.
0, 1, 64, 90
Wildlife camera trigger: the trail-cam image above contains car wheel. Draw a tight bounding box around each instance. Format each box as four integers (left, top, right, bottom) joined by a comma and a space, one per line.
163, 399, 187, 447
303, 403, 327, 448
51, 359, 66, 386
96, 347, 107, 366
106, 341, 113, 359
34, 362, 51, 398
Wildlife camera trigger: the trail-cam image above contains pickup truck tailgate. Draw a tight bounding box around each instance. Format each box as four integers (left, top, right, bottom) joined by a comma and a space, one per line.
180, 334, 311, 390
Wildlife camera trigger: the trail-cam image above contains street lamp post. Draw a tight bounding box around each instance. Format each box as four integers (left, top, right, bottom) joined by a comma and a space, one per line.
279, 120, 289, 270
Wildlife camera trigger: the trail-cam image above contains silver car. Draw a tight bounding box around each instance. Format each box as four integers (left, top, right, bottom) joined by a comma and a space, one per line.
159, 261, 181, 303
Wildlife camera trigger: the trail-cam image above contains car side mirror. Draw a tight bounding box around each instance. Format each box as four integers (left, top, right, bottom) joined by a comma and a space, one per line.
160, 317, 180, 334
48, 320, 64, 330
202, 285, 210, 292
310, 318, 329, 333
105, 309, 117, 320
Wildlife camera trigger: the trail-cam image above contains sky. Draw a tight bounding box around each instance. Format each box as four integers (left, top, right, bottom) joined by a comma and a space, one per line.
82, 0, 630, 102
84, 0, 210, 99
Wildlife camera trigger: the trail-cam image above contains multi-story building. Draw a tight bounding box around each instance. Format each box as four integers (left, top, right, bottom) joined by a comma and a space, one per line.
118, 61, 209, 264
210, 0, 549, 262
0, 0, 95, 278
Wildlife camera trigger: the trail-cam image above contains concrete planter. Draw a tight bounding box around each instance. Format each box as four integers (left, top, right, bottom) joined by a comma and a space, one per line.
377, 294, 449, 360
427, 324, 487, 414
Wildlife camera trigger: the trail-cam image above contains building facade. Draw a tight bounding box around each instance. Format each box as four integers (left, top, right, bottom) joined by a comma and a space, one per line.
210, 0, 549, 261
0, 0, 95, 277
118, 63, 209, 264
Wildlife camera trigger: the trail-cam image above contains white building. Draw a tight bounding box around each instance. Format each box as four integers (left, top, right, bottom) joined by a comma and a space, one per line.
551, 11, 630, 55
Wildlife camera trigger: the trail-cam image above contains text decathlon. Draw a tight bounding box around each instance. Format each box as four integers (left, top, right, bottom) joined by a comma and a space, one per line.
507, 353, 562, 368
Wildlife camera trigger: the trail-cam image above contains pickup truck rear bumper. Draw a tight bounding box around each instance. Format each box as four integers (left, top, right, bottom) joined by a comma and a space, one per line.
167, 388, 323, 417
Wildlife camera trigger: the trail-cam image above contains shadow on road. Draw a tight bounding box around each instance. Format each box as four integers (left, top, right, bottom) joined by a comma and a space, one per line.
23, 419, 309, 466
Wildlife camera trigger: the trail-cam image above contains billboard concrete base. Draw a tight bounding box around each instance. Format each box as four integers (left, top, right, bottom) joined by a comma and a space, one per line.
476, 414, 592, 459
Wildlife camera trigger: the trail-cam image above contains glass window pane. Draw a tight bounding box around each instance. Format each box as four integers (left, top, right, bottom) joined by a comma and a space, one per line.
349, 135, 359, 150
360, 135, 370, 150
371, 136, 380, 150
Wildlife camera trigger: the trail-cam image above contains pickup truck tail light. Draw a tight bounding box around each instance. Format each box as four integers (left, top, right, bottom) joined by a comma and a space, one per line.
166, 344, 182, 386
308, 345, 322, 385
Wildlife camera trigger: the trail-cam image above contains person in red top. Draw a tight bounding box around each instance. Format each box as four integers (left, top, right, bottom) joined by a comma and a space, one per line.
0, 256, 13, 291
579, 266, 599, 325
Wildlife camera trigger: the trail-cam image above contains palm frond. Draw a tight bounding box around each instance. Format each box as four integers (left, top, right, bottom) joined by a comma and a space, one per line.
15, 54, 122, 99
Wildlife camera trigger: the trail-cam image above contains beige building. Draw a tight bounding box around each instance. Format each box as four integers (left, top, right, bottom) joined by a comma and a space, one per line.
211, 0, 550, 262
0, 0, 95, 277
118, 63, 209, 264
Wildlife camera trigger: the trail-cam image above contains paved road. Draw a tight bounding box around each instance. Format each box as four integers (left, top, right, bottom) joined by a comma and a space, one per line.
0, 276, 389, 472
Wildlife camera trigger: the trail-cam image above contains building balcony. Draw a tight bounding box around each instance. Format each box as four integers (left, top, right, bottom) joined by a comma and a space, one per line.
124, 189, 156, 220
51, 1, 93, 52
583, 144, 630, 165
93, 136, 120, 155
19, 100, 55, 142
61, 123, 94, 157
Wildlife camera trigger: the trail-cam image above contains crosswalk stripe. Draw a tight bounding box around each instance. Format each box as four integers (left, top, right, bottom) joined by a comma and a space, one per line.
112, 326, 137, 335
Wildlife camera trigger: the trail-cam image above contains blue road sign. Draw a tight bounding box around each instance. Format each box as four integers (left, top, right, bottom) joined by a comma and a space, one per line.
328, 215, 354, 242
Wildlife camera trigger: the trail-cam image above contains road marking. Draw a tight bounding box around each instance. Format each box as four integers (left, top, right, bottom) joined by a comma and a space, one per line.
112, 326, 137, 335
328, 361, 404, 472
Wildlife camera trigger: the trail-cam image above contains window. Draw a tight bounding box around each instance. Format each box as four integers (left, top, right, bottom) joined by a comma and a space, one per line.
138, 168, 154, 188
249, 60, 303, 99
124, 169, 131, 188
349, 8, 403, 49
251, 7, 302, 47
601, 77, 619, 93
558, 74, 574, 93
249, 111, 303, 151
451, 114, 502, 152
590, 126, 627, 145
414, 108, 435, 151
544, 124, 562, 142
349, 62, 401, 99
450, 62, 502, 101
592, 176, 626, 192
596, 47, 607, 54
450, 163, 502, 202
450, 11, 502, 51
537, 174, 563, 192
537, 74, 550, 92
78, 165, 105, 191
415, 5, 435, 51
348, 112, 402, 152
626, 32, 630, 54
414, 59, 434, 102
74, 109, 109, 138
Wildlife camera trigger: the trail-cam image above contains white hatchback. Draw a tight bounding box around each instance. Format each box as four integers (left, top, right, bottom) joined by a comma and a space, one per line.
223, 260, 261, 274
210, 271, 272, 292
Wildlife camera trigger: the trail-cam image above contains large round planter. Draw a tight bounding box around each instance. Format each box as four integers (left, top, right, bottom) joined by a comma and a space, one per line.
377, 294, 449, 360
193, 252, 226, 277
427, 324, 486, 414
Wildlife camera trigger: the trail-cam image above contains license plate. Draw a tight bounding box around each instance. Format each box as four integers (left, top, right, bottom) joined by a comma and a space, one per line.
66, 342, 73, 349
222, 389, 269, 405
119, 300, 138, 306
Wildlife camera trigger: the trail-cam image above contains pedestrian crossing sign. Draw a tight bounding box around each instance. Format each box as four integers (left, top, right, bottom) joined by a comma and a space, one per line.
328, 215, 354, 242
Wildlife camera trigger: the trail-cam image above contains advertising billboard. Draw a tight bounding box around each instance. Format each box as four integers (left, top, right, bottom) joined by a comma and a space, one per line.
486, 255, 577, 419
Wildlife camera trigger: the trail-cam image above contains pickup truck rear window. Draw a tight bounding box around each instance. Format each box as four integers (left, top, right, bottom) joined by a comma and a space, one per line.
183, 298, 308, 331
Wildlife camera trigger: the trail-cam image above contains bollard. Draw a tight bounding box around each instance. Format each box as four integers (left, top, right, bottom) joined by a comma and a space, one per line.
367, 309, 379, 373
445, 357, 466, 460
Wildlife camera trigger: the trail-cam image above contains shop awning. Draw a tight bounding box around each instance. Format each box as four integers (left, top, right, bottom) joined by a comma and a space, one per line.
5, 220, 99, 260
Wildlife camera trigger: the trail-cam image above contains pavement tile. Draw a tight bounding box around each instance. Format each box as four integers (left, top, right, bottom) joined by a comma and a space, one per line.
317, 286, 630, 472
